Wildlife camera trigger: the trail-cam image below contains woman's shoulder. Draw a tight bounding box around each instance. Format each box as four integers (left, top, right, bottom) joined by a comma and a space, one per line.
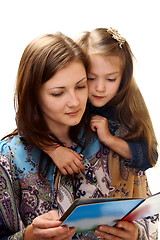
0, 134, 41, 168
0, 134, 23, 153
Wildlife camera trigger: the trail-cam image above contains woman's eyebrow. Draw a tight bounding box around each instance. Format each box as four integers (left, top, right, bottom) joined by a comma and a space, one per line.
48, 77, 87, 90
48, 86, 64, 90
76, 77, 87, 85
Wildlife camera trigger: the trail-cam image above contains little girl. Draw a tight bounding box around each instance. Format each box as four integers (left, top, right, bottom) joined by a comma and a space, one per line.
49, 27, 158, 175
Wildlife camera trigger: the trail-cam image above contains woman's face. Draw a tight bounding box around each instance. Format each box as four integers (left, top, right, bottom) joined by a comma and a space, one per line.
87, 54, 122, 107
39, 60, 88, 133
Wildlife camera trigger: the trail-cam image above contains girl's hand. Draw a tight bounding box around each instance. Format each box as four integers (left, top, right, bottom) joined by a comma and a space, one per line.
94, 221, 138, 240
24, 210, 76, 240
46, 146, 85, 175
90, 115, 131, 159
90, 115, 112, 144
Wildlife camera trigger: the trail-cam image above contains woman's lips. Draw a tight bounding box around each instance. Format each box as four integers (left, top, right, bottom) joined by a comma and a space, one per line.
66, 110, 80, 116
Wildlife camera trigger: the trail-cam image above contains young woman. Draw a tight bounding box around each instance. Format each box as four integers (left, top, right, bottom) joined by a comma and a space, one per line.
0, 32, 89, 239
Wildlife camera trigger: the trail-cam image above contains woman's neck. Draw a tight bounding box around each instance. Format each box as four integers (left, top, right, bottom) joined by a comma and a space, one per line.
51, 125, 72, 147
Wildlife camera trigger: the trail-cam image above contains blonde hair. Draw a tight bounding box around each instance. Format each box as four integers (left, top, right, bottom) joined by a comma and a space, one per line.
76, 28, 158, 166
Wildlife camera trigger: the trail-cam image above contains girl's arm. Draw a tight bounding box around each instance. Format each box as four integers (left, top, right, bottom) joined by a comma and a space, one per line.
90, 115, 156, 170
90, 115, 132, 159
44, 146, 85, 175
125, 141, 153, 170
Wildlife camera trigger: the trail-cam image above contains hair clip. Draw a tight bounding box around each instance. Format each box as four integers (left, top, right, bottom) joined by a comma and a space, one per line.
107, 27, 125, 48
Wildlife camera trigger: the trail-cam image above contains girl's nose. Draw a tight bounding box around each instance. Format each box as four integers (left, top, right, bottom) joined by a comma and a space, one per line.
95, 80, 106, 92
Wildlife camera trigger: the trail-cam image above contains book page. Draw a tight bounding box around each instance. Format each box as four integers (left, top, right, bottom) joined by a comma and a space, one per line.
124, 192, 160, 221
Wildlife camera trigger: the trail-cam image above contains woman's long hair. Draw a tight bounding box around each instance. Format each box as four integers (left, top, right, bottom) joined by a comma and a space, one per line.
13, 33, 89, 149
7, 33, 90, 177
76, 28, 158, 166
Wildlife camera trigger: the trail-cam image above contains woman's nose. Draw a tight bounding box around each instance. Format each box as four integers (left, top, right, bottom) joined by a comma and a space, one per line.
67, 92, 80, 107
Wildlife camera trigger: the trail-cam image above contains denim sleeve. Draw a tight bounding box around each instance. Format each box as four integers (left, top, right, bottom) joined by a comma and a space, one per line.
124, 141, 158, 171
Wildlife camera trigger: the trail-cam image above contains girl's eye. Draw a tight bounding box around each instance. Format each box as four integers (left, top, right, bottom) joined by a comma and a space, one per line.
107, 78, 116, 82
87, 77, 95, 81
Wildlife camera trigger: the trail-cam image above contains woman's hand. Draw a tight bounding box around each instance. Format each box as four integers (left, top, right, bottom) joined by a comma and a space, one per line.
24, 210, 76, 240
94, 221, 138, 240
45, 146, 85, 175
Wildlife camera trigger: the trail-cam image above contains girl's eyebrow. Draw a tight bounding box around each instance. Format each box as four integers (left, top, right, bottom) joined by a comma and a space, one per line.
48, 77, 87, 90
88, 71, 120, 76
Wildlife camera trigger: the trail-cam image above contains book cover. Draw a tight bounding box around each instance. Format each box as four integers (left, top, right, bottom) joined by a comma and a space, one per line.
60, 192, 160, 232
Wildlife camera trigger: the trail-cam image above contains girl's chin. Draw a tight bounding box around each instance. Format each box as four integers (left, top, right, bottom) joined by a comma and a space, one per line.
91, 102, 105, 108
89, 98, 107, 108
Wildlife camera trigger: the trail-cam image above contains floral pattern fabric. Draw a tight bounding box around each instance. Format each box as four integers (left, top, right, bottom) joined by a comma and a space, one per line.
0, 134, 159, 239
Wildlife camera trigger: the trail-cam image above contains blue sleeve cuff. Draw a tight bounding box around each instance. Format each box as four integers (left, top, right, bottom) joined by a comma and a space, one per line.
125, 141, 153, 171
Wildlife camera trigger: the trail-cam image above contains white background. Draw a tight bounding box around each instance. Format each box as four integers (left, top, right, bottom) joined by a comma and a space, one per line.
0, 0, 160, 194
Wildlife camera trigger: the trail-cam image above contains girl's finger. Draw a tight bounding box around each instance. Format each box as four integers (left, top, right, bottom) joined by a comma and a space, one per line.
73, 158, 85, 170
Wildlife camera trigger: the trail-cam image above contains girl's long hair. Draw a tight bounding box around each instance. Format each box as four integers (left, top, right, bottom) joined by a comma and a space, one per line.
76, 28, 158, 166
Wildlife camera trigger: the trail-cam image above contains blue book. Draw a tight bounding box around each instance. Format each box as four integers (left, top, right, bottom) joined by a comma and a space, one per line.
60, 192, 160, 232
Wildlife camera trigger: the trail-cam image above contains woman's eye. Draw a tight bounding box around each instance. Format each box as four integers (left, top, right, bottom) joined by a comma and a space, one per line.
76, 85, 87, 89
51, 92, 63, 97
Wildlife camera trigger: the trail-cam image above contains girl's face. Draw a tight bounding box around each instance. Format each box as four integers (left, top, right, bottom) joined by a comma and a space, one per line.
87, 55, 122, 107
39, 61, 88, 133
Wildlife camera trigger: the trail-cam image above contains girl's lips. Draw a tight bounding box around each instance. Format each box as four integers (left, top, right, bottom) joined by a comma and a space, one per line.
93, 95, 104, 99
